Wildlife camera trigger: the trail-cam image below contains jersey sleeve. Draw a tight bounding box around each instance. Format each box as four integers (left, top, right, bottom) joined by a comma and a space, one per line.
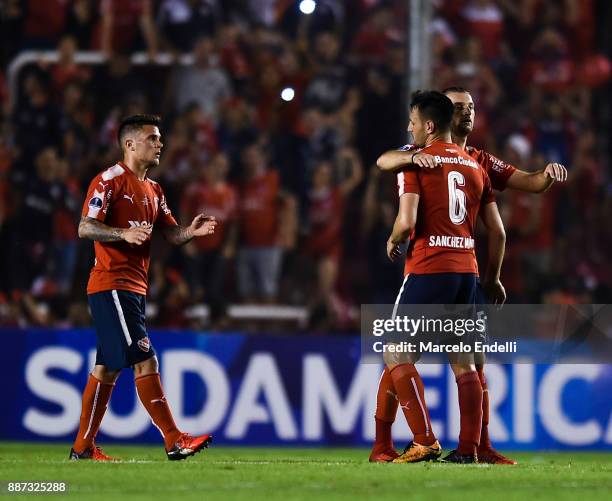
480, 170, 496, 207
397, 167, 420, 197
81, 174, 115, 222
155, 185, 178, 228
478, 150, 517, 191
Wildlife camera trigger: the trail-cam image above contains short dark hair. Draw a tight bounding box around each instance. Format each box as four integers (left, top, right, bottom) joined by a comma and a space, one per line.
118, 114, 161, 147
441, 86, 470, 95
410, 90, 453, 132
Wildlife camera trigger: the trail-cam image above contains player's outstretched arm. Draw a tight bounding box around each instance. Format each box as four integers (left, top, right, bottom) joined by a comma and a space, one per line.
479, 202, 507, 305
387, 193, 419, 261
377, 149, 414, 172
162, 214, 217, 246
377, 149, 439, 172
506, 163, 568, 193
78, 216, 151, 245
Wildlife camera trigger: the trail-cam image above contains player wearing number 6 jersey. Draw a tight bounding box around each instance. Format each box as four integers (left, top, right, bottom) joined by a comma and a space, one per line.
70, 115, 217, 461
374, 91, 506, 464
372, 87, 567, 465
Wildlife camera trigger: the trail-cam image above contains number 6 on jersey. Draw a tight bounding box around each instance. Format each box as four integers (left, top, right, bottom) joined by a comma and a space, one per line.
448, 170, 467, 224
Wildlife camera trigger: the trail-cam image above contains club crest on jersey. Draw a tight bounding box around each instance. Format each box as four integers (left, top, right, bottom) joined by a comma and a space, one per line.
88, 196, 103, 209
137, 337, 151, 352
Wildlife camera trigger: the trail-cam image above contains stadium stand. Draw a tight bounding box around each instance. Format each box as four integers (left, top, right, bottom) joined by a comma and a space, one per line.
0, 0, 610, 330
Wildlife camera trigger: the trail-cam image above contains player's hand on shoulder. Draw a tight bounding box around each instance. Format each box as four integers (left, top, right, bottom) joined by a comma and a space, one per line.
483, 279, 506, 306
190, 214, 217, 237
412, 153, 440, 169
544, 163, 567, 182
387, 239, 403, 262
123, 223, 153, 245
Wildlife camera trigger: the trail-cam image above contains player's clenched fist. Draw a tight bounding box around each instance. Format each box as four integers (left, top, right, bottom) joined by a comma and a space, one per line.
189, 214, 217, 237
122, 224, 152, 245
544, 162, 567, 182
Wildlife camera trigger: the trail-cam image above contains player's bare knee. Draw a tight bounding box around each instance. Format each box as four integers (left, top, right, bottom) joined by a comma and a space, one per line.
450, 362, 476, 378
92, 364, 120, 384
382, 350, 396, 368
474, 352, 486, 367
383, 347, 419, 368
132, 355, 159, 377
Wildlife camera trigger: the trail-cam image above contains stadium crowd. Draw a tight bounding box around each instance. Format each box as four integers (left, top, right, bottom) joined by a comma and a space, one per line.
0, 0, 610, 329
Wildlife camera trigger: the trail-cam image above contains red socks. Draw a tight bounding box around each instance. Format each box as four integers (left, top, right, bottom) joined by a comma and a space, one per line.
135, 373, 182, 450
389, 364, 436, 446
477, 366, 492, 451
73, 374, 114, 453
74, 372, 184, 453
375, 365, 488, 455
373, 368, 399, 451
456, 371, 483, 455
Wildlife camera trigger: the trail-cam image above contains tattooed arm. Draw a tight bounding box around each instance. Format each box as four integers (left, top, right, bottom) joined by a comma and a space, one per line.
78, 217, 151, 245
161, 225, 194, 246
161, 214, 217, 246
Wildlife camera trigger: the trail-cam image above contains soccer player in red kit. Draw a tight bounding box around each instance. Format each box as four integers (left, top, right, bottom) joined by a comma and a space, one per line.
373, 87, 567, 465
70, 115, 217, 461
377, 91, 506, 464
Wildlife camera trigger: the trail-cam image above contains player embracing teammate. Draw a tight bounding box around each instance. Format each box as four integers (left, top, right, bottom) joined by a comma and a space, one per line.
371, 88, 567, 464
373, 90, 506, 463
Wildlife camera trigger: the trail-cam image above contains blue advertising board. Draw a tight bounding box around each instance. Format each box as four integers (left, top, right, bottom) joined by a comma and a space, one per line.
0, 328, 610, 450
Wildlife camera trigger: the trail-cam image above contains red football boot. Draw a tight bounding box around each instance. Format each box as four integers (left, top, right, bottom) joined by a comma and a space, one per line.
369, 447, 400, 463
477, 447, 517, 465
166, 433, 212, 461
69, 444, 117, 461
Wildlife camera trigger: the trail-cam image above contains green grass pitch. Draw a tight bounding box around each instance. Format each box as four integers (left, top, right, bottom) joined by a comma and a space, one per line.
0, 443, 610, 501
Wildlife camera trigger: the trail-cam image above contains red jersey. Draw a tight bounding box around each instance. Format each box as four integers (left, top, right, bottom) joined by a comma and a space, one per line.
465, 146, 517, 191
507, 187, 557, 251
182, 182, 237, 252
93, 0, 150, 51
24, 0, 68, 40
461, 3, 504, 60
397, 141, 495, 275
520, 58, 575, 94
81, 162, 177, 295
305, 187, 344, 259
400, 143, 517, 191
239, 170, 279, 247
